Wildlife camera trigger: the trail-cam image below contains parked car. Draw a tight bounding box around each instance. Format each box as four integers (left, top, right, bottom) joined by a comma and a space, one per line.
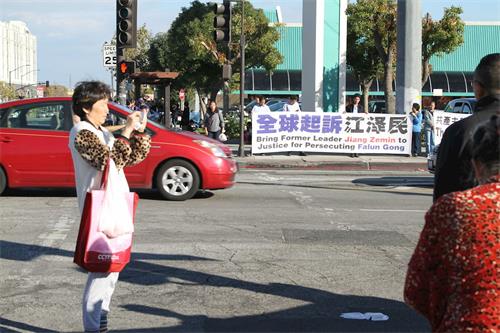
427, 144, 439, 174
268, 101, 287, 112
444, 98, 476, 114
0, 97, 237, 200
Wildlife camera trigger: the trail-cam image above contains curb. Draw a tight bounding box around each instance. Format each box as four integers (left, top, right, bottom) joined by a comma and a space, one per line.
235, 160, 427, 172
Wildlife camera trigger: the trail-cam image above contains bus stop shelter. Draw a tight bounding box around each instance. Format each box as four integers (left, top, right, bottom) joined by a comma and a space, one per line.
130, 71, 179, 128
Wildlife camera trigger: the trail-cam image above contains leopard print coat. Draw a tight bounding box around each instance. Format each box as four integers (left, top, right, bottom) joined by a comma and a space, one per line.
74, 129, 151, 171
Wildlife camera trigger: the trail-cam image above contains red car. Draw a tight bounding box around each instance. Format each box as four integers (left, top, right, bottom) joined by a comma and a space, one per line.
0, 97, 237, 200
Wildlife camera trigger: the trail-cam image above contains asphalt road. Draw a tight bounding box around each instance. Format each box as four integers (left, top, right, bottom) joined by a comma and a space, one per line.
0, 170, 433, 332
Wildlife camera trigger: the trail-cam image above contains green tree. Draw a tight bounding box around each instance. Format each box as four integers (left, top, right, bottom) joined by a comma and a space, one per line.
0, 81, 16, 101
148, 1, 283, 101
422, 6, 464, 87
346, 13, 384, 112
45, 84, 69, 97
346, 0, 397, 113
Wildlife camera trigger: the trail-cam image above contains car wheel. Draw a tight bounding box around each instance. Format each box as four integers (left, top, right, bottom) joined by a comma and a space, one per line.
0, 167, 6, 195
156, 159, 200, 201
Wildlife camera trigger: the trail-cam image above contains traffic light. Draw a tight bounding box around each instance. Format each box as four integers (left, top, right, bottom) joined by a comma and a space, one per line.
116, 0, 137, 48
45, 80, 49, 87
213, 0, 231, 43
118, 60, 135, 75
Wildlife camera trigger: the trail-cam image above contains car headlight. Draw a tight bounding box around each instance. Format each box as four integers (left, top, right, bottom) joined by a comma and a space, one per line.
193, 140, 226, 158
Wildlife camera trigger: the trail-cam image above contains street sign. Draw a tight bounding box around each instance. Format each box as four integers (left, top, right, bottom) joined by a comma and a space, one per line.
179, 89, 185, 101
103, 44, 116, 68
36, 86, 44, 98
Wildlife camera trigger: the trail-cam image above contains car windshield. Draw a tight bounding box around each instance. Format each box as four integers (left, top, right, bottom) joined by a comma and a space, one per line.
111, 102, 167, 129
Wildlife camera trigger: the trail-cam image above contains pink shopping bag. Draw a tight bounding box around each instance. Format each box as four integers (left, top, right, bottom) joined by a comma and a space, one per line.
74, 161, 138, 273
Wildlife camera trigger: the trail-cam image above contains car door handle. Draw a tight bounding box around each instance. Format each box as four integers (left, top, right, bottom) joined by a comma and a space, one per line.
0, 137, 13, 143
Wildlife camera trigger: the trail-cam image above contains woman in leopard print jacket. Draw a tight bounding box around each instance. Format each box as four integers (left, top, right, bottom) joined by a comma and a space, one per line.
69, 81, 150, 333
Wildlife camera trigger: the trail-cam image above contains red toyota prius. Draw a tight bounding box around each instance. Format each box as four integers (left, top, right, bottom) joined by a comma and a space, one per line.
0, 97, 237, 200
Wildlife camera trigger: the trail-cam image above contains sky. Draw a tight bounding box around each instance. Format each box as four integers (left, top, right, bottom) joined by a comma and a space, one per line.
1, 0, 499, 88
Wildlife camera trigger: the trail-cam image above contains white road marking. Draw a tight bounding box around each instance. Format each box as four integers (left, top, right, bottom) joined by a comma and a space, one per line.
359, 209, 426, 213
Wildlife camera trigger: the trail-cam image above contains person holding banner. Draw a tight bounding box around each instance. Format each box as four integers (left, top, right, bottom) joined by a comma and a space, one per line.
405, 115, 499, 332
70, 81, 151, 333
409, 103, 423, 157
251, 95, 271, 113
434, 53, 500, 201
283, 95, 301, 112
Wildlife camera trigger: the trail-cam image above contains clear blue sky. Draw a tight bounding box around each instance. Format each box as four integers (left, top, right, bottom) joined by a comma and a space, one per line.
1, 0, 499, 88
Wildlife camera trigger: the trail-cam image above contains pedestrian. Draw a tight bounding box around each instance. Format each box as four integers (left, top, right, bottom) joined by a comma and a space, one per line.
404, 115, 499, 332
345, 94, 367, 157
171, 103, 180, 127
423, 101, 436, 157
69, 81, 151, 333
409, 103, 423, 157
345, 93, 366, 114
204, 100, 225, 140
282, 95, 307, 156
283, 95, 301, 112
181, 101, 191, 130
251, 95, 271, 113
433, 53, 500, 201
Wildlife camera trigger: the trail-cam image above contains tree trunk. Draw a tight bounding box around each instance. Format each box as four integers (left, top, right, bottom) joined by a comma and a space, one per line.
421, 58, 431, 89
384, 55, 396, 114
361, 80, 373, 113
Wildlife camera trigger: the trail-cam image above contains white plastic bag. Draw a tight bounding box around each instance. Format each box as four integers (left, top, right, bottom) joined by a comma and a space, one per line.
97, 159, 135, 238
218, 133, 228, 142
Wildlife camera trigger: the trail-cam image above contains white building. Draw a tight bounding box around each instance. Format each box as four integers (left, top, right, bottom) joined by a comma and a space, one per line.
0, 21, 37, 87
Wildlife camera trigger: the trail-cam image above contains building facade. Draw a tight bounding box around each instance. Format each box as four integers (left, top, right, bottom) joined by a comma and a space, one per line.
0, 21, 37, 87
245, 9, 499, 106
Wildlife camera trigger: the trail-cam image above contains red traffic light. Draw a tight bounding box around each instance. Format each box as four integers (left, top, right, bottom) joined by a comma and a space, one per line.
118, 60, 135, 75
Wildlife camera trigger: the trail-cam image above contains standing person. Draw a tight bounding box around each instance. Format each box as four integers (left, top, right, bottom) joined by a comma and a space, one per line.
404, 115, 499, 332
283, 95, 301, 112
345, 94, 367, 114
283, 96, 307, 156
345, 94, 367, 157
181, 101, 191, 130
433, 53, 500, 201
170, 103, 180, 127
69, 81, 151, 333
409, 103, 423, 157
423, 101, 436, 157
251, 95, 270, 113
204, 100, 225, 140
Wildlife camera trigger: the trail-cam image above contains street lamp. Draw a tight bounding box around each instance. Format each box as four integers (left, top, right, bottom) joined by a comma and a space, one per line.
9, 64, 31, 87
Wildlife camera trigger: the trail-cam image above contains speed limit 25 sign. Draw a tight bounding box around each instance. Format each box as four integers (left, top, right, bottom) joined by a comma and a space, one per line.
103, 44, 116, 68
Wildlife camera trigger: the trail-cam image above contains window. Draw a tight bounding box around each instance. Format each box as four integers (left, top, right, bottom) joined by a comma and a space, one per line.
5, 102, 69, 131
462, 103, 473, 114
106, 109, 154, 137
452, 102, 463, 113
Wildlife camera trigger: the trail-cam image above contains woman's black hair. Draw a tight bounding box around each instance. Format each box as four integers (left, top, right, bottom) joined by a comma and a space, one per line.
471, 115, 499, 178
72, 81, 111, 120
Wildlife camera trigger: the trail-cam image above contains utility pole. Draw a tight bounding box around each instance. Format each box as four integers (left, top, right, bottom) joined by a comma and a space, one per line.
396, 0, 422, 114
238, 0, 246, 157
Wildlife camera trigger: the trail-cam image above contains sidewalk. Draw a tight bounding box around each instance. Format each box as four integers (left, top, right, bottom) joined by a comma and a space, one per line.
227, 144, 428, 172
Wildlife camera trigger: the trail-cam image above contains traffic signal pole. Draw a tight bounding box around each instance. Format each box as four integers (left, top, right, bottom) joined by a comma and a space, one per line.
238, 0, 245, 157
116, 0, 137, 106
116, 47, 126, 105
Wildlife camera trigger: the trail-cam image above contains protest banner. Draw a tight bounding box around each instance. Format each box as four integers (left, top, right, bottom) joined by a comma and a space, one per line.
433, 111, 470, 145
252, 112, 412, 155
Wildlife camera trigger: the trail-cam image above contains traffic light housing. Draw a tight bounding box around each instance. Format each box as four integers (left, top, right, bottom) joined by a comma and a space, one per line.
213, 0, 231, 43
116, 0, 137, 48
118, 60, 135, 75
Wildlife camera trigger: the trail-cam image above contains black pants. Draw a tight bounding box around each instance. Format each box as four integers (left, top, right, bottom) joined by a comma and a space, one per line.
412, 131, 421, 156
208, 131, 220, 140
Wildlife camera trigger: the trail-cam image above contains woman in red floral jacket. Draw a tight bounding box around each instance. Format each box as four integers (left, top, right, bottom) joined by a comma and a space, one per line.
404, 115, 499, 332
